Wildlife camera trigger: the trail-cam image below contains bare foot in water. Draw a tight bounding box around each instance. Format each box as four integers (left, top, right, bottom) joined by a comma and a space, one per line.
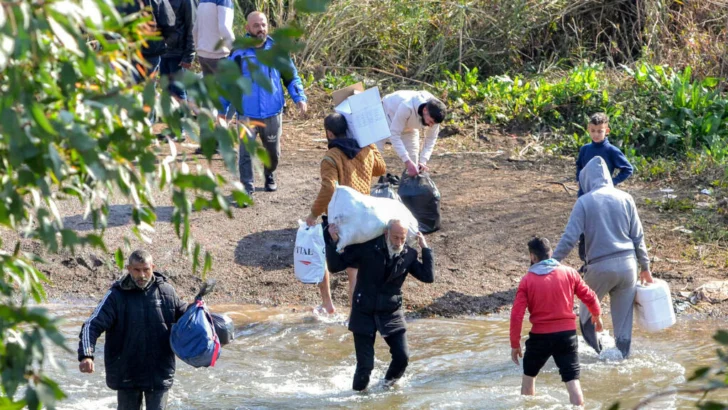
314, 303, 336, 316
322, 301, 336, 315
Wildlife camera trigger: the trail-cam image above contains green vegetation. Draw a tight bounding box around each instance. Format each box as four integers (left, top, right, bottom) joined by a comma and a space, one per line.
245, 0, 727, 82
0, 0, 324, 407
435, 63, 728, 161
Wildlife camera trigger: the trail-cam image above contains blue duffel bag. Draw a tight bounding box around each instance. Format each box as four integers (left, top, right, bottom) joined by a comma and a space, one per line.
171, 282, 221, 368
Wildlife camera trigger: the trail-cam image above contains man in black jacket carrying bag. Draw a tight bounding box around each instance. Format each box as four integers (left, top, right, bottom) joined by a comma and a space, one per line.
78, 250, 187, 410
325, 219, 435, 391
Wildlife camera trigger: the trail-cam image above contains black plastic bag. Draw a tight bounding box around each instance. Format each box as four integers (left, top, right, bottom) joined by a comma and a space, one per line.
397, 173, 441, 233
211, 313, 235, 346
371, 173, 401, 201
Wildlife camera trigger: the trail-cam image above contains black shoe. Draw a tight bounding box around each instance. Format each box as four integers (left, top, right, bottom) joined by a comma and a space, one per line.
264, 174, 277, 192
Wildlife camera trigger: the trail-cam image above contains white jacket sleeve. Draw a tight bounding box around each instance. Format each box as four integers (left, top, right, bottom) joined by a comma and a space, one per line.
419, 124, 440, 164
388, 104, 414, 163
218, 4, 235, 49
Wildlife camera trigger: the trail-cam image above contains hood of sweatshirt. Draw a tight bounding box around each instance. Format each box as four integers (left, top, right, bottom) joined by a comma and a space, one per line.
579, 156, 613, 194
329, 138, 362, 159
528, 258, 560, 275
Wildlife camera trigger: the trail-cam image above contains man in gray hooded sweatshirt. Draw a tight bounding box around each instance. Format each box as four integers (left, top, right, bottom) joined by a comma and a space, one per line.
552, 156, 654, 358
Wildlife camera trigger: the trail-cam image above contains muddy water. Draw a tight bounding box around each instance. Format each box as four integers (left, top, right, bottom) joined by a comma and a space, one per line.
48, 304, 725, 409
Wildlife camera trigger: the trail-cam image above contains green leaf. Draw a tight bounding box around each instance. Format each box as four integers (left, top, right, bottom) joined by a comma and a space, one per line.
714, 330, 728, 345
699, 402, 727, 410
231, 189, 253, 207
689, 366, 711, 381
192, 243, 201, 274
115, 249, 124, 270
30, 103, 57, 136
294, 0, 331, 13
607, 402, 620, 410
203, 251, 212, 276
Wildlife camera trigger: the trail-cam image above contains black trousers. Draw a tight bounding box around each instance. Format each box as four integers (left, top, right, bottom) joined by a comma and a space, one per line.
117, 389, 169, 410
352, 330, 409, 391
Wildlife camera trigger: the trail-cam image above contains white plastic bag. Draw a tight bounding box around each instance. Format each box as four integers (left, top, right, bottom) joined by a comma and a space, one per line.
294, 220, 326, 284
328, 186, 419, 252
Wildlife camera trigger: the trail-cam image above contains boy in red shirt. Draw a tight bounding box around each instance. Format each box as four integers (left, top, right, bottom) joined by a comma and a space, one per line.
510, 237, 603, 406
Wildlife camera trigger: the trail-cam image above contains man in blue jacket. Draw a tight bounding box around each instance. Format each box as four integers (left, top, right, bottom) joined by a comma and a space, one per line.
220, 11, 307, 194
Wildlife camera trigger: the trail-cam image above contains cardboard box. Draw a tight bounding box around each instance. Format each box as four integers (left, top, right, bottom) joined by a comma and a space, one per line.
333, 83, 391, 148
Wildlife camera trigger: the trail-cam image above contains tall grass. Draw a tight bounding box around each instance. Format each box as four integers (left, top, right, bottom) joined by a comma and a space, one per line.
237, 0, 728, 81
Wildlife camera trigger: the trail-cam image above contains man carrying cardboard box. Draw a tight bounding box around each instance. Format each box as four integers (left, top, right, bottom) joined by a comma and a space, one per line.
377, 91, 447, 176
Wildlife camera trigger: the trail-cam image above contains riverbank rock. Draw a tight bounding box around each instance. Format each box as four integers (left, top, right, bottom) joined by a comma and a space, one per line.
692, 281, 728, 304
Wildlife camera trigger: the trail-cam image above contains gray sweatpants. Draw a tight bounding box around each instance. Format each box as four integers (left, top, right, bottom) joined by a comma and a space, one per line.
579, 255, 637, 358
237, 114, 283, 192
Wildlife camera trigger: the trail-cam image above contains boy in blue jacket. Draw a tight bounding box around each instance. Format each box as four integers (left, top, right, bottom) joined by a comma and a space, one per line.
219, 12, 307, 195
575, 112, 634, 266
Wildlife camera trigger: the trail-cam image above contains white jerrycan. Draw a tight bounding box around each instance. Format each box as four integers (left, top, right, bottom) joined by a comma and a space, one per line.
634, 279, 676, 332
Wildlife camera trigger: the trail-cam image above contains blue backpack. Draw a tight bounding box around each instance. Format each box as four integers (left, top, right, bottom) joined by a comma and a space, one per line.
171, 282, 221, 368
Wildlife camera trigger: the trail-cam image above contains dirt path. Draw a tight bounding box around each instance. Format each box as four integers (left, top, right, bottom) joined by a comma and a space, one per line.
12, 111, 728, 317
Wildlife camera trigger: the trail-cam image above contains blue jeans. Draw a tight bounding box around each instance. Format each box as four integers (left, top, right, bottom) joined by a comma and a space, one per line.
159, 56, 187, 100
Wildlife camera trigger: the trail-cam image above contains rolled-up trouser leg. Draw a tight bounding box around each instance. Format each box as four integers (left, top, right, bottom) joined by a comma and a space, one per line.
352, 332, 376, 391
609, 257, 638, 358
383, 330, 409, 381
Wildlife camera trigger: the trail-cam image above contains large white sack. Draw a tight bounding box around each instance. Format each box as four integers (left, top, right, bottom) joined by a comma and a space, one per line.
328, 186, 419, 252
293, 220, 326, 284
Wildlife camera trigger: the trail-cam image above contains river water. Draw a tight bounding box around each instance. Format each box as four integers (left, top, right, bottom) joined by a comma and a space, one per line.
47, 304, 726, 409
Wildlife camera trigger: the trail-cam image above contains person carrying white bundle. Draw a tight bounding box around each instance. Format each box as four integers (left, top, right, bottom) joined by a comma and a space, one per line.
328, 186, 419, 252
303, 114, 386, 314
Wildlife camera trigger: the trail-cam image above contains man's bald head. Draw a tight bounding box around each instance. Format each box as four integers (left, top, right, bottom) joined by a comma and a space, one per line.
246, 12, 269, 43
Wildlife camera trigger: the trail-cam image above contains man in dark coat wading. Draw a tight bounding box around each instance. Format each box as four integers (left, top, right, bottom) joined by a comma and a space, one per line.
325, 219, 435, 391
78, 250, 188, 410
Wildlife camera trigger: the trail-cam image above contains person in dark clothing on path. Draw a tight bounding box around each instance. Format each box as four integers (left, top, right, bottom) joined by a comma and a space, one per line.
575, 112, 634, 267
78, 250, 188, 410
116, 0, 176, 82
325, 219, 434, 391
159, 0, 197, 140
